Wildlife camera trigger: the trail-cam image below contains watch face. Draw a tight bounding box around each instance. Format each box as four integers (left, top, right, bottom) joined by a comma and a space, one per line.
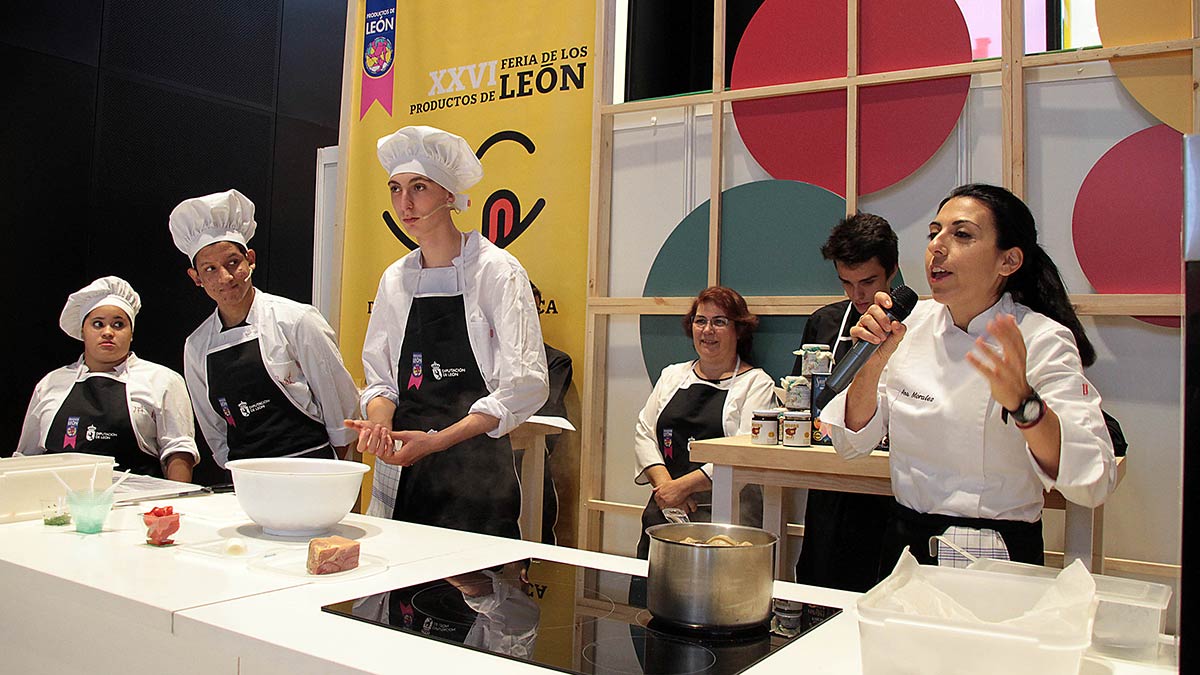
1017, 395, 1043, 423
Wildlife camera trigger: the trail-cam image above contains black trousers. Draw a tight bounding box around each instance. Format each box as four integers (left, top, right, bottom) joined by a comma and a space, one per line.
878, 502, 1044, 580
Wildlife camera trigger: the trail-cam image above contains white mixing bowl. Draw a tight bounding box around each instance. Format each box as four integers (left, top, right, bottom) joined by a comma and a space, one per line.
226, 458, 369, 536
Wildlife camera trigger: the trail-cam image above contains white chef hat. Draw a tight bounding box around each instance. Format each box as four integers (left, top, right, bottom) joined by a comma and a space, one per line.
169, 189, 257, 262
376, 126, 483, 212
59, 276, 142, 340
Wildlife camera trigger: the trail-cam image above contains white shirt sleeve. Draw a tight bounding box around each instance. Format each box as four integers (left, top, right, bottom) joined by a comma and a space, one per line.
468, 264, 548, 437
289, 307, 361, 446
361, 272, 400, 413
1022, 326, 1117, 507
147, 366, 201, 466
16, 374, 54, 456
633, 365, 679, 484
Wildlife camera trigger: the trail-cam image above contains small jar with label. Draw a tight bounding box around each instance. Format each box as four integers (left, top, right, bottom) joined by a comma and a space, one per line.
784, 376, 811, 410
781, 411, 812, 447
811, 350, 834, 375
798, 344, 825, 376
751, 409, 780, 445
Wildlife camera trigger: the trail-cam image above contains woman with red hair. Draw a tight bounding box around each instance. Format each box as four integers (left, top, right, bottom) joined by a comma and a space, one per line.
631, 286, 776, 558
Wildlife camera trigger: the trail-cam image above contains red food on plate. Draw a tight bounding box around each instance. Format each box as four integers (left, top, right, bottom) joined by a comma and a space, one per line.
143, 506, 181, 545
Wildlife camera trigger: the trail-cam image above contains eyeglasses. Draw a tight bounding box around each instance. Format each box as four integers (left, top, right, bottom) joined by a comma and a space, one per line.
692, 316, 731, 329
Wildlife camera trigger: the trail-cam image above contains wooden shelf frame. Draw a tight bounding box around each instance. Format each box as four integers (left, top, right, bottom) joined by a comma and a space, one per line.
579, 0, 1196, 553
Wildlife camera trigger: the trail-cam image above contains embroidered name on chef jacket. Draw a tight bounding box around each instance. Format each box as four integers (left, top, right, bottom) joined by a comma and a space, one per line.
238, 399, 271, 417
430, 361, 466, 381
899, 388, 936, 403
84, 425, 118, 442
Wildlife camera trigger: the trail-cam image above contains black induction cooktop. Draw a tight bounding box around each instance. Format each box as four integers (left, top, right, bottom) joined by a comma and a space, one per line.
322, 558, 841, 674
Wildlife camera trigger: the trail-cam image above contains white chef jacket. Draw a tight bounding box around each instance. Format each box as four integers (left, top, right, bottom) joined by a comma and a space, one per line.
360, 230, 548, 518
820, 293, 1117, 522
183, 290, 360, 467
17, 353, 200, 470
633, 361, 777, 483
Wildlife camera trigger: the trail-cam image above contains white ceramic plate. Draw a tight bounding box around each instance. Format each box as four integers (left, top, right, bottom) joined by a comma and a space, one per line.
248, 548, 387, 582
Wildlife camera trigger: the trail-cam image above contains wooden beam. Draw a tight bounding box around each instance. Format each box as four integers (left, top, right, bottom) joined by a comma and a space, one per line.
709, 0, 727, 286
580, 0, 616, 553
587, 294, 1183, 316
585, 499, 646, 518
599, 61, 999, 117
1021, 37, 1200, 67
845, 0, 859, 214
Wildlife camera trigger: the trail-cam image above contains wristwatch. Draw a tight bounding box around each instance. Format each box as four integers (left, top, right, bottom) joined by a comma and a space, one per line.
1006, 391, 1046, 429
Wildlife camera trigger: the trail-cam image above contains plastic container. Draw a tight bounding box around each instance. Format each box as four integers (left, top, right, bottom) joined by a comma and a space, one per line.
969, 558, 1172, 656
0, 453, 115, 523
67, 490, 115, 534
857, 564, 1092, 675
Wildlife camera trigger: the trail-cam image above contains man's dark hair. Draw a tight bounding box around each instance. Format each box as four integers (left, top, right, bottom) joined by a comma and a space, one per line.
819, 212, 898, 275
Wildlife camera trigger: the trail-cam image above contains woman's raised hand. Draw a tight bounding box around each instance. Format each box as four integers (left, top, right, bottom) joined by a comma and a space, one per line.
965, 314, 1031, 412
849, 290, 907, 366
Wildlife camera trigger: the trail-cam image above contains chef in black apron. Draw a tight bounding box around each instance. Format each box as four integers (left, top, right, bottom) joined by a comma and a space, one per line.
791, 213, 899, 591
631, 287, 777, 559
349, 126, 548, 539
17, 276, 199, 480
171, 189, 361, 468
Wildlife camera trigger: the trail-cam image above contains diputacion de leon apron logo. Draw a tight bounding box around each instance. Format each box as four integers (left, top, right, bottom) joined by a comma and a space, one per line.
662, 428, 673, 460
63, 416, 80, 449
360, 0, 396, 119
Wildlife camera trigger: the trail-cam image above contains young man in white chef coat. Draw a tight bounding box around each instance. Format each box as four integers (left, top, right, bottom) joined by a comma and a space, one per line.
171, 189, 360, 468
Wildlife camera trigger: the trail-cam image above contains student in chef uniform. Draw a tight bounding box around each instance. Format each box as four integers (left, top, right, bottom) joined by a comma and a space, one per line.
348, 125, 548, 540
820, 184, 1117, 573
631, 286, 776, 559
17, 276, 199, 481
171, 189, 360, 468
792, 213, 899, 591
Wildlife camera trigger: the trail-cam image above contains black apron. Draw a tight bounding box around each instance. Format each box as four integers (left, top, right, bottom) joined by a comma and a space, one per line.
635, 373, 730, 559
206, 327, 333, 462
46, 374, 160, 476
390, 293, 521, 539
878, 502, 1045, 580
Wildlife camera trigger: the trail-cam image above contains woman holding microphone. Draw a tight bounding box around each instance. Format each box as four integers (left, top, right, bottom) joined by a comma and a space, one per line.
819, 184, 1117, 572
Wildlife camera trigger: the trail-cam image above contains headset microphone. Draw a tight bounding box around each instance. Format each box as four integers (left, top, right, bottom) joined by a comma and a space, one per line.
411, 202, 453, 222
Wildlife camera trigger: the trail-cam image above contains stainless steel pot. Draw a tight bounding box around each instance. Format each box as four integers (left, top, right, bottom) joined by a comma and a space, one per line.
645, 522, 778, 629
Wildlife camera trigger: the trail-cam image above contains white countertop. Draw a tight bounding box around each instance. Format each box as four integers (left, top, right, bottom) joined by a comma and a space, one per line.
1, 494, 1177, 674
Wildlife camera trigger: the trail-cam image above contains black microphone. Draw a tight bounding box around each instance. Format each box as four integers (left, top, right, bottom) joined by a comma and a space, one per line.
814, 285, 918, 409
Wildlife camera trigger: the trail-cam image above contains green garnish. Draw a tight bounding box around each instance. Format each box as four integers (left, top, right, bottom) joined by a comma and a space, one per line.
44, 514, 71, 526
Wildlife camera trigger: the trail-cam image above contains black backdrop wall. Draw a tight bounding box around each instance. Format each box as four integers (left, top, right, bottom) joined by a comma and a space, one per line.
0, 1, 346, 482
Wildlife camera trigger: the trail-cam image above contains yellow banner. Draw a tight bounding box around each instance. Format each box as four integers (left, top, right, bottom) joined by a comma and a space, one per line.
340, 0, 594, 552
342, 0, 592, 378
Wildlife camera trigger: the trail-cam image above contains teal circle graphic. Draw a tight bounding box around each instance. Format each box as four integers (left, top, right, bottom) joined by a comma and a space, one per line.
641, 180, 883, 383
